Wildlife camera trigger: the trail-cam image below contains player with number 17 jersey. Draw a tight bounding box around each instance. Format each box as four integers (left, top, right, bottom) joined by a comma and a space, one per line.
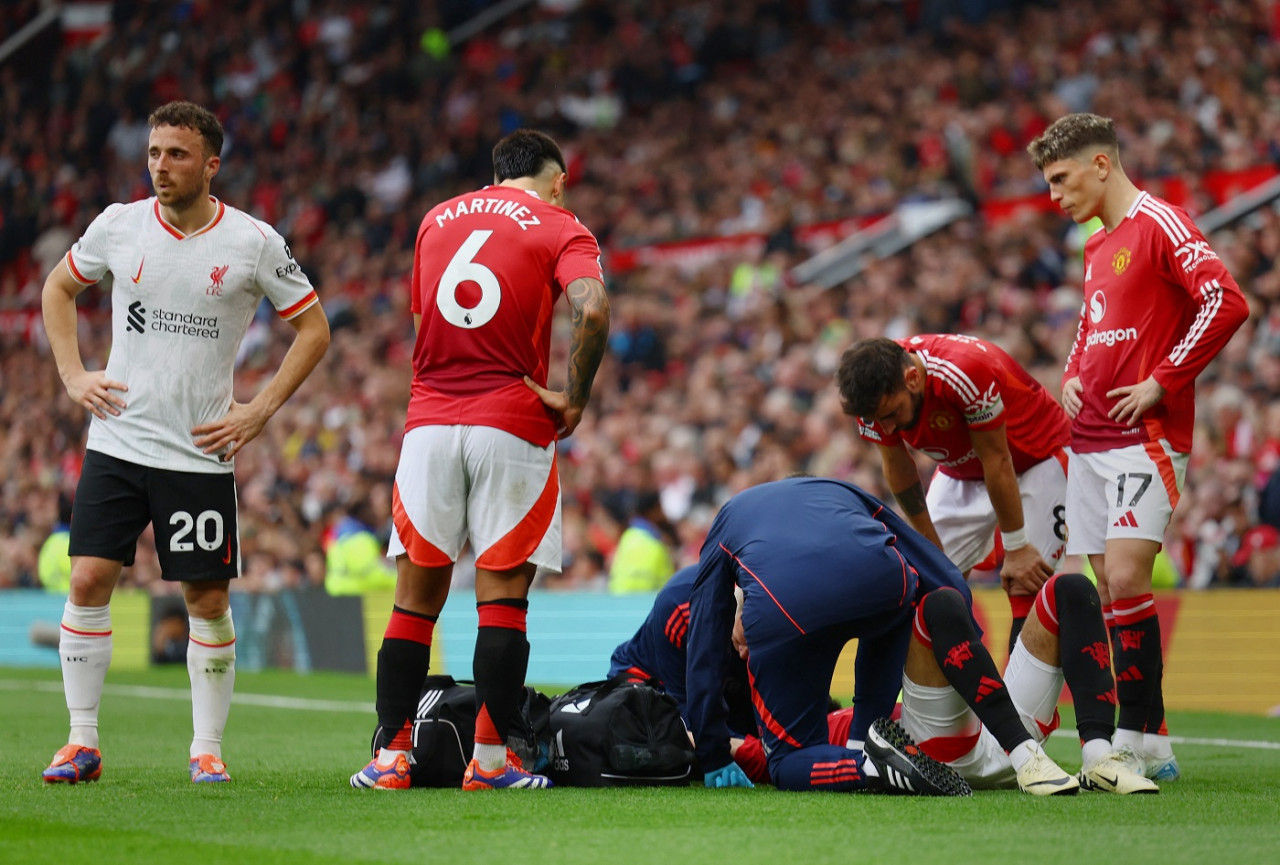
1065, 190, 1249, 454
406, 185, 604, 446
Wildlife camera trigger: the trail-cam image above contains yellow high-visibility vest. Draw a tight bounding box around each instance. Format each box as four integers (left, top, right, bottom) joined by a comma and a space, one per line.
38, 528, 72, 594
608, 525, 674, 594
325, 530, 397, 596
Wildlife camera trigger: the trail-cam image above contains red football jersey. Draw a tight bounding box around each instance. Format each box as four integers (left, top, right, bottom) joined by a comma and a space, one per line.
857, 334, 1071, 481
1063, 191, 1248, 454
406, 186, 604, 446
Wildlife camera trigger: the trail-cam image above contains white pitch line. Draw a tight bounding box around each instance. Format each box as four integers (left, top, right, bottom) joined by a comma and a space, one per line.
1046, 728, 1280, 750
0, 678, 372, 714
4, 679, 1279, 749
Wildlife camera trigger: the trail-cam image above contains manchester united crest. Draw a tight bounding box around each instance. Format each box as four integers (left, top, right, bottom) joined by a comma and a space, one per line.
929, 411, 953, 431
1112, 247, 1131, 275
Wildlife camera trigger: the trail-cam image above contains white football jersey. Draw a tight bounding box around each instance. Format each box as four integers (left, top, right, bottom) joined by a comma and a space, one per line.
65, 196, 318, 473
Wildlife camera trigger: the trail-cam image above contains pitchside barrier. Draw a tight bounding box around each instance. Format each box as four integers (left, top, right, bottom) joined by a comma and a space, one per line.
2, 588, 1277, 714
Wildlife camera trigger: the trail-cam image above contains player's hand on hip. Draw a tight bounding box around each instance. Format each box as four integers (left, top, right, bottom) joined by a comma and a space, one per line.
524, 376, 585, 437
1060, 376, 1083, 419
65, 370, 128, 419
703, 761, 754, 789
1106, 376, 1166, 427
192, 400, 269, 462
1000, 544, 1053, 595
732, 612, 749, 661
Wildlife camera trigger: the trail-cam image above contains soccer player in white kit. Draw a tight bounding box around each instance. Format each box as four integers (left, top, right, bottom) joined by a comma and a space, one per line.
40, 101, 329, 784
1028, 113, 1248, 781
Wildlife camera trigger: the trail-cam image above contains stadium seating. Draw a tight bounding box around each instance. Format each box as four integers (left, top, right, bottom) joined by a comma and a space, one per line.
1, 0, 1278, 593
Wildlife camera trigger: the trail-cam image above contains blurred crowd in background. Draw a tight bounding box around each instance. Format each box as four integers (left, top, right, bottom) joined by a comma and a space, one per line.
3, 0, 1280, 597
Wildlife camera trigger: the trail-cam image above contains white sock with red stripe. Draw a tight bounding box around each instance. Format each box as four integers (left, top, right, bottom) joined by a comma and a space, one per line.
60, 602, 113, 750
188, 609, 236, 759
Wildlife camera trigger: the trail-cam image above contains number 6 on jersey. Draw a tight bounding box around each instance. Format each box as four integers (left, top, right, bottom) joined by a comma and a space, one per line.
437, 230, 500, 329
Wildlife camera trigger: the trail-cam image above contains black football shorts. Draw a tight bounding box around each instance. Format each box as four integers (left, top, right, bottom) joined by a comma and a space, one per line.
69, 450, 240, 581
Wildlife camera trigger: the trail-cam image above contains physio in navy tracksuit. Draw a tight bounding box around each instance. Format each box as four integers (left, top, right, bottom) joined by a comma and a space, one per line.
685, 476, 970, 792
609, 566, 753, 734
610, 565, 752, 733
609, 564, 855, 784
608, 566, 703, 717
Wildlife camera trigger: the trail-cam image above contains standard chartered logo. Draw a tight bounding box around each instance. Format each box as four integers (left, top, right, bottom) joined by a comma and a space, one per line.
127, 301, 146, 333
125, 302, 220, 339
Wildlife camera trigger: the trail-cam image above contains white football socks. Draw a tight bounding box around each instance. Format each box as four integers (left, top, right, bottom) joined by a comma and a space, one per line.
1081, 738, 1112, 769
1143, 732, 1174, 760
1113, 727, 1144, 752
188, 609, 236, 759
59, 602, 113, 750
473, 742, 507, 772
1003, 639, 1064, 733
1008, 740, 1040, 772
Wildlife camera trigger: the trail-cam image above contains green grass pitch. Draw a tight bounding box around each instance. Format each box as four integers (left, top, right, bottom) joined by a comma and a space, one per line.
2, 666, 1278, 865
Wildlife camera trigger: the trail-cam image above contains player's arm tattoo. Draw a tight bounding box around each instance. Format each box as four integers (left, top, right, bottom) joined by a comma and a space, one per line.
893, 481, 929, 516
565, 276, 610, 408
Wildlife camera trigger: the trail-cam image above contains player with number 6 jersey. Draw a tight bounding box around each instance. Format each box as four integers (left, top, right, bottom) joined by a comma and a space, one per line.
353, 129, 609, 792
405, 181, 603, 448
39, 102, 330, 785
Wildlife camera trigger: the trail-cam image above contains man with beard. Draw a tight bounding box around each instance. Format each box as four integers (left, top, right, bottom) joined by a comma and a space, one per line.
40, 101, 329, 784
837, 335, 1074, 651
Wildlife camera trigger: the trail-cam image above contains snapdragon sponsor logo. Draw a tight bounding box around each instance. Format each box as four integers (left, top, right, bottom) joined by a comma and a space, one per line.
1089, 290, 1106, 323
1084, 288, 1137, 348
1085, 327, 1138, 348
920, 446, 978, 467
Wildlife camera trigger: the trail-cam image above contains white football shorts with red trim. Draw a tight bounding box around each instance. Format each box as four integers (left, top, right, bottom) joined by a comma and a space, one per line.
1065, 441, 1186, 554
389, 425, 562, 573
926, 450, 1070, 574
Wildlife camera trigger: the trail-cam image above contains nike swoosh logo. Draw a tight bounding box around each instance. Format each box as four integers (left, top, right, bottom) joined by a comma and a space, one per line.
131, 257, 145, 283
1026, 777, 1076, 789
222, 539, 232, 565
1096, 773, 1118, 787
